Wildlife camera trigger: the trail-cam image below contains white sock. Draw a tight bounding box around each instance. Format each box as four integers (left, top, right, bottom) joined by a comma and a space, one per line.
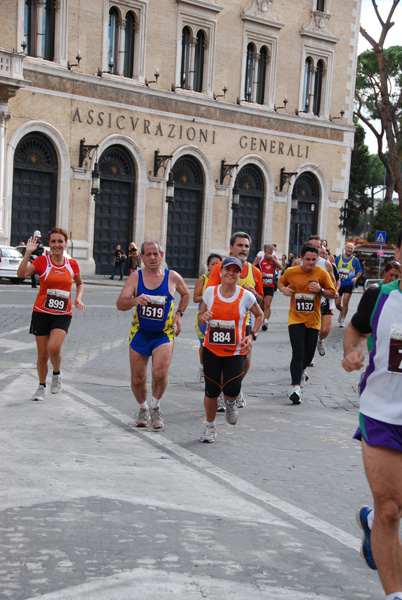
386, 593, 402, 600
139, 401, 149, 410
264, 319, 268, 324
150, 396, 160, 409
225, 399, 236, 406
206, 421, 215, 427
368, 509, 374, 530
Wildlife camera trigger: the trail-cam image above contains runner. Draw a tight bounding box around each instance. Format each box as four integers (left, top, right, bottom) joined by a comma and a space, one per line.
277, 243, 336, 404
335, 242, 362, 327
116, 241, 190, 429
253, 244, 282, 331
198, 256, 263, 443
206, 231, 263, 408
342, 230, 402, 600
16, 228, 86, 401
193, 253, 222, 384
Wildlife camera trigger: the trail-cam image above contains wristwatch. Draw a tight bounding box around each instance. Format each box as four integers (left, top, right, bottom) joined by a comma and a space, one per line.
251, 331, 258, 341
176, 310, 184, 317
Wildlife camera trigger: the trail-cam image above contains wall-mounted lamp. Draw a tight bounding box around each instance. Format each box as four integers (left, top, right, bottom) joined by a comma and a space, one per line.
166, 172, 175, 204
220, 159, 239, 185
291, 198, 298, 213
145, 68, 160, 87
97, 57, 114, 77
329, 109, 345, 122
79, 139, 99, 168
21, 38, 27, 53
213, 83, 228, 100
91, 162, 100, 197
295, 98, 309, 116
280, 167, 298, 192
154, 149, 173, 177
231, 181, 240, 211
68, 51, 82, 71
274, 96, 288, 112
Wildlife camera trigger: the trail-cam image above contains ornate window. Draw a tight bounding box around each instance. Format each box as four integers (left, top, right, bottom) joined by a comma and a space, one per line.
175, 1, 221, 97
241, 2, 283, 108
23, 0, 55, 61
316, 0, 325, 11
102, 2, 146, 81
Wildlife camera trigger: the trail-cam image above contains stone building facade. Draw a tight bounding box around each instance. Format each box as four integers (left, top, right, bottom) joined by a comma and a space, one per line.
0, 0, 361, 276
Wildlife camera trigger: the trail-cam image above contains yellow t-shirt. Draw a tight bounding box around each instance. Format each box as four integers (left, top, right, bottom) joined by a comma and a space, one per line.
278, 265, 336, 329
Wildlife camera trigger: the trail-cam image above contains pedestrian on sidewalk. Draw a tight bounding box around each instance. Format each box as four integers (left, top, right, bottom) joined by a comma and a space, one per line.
110, 244, 126, 280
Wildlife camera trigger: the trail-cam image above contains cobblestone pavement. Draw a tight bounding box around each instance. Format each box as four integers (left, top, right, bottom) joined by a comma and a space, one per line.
0, 279, 384, 600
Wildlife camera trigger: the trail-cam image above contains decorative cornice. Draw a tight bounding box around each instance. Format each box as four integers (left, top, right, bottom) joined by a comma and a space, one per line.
301, 10, 339, 43
242, 0, 284, 29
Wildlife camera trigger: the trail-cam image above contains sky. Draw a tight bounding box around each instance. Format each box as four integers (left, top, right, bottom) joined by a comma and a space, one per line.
357, 0, 401, 153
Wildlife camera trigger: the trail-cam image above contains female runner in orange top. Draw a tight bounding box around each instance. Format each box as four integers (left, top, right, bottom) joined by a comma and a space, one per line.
17, 227, 86, 401
197, 256, 263, 443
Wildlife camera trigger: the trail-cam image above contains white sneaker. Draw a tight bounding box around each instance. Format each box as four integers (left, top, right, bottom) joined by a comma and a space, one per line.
317, 339, 326, 356
32, 384, 47, 401
217, 392, 226, 412
198, 366, 205, 385
300, 370, 309, 388
200, 424, 217, 443
339, 318, 345, 328
51, 371, 62, 394
224, 399, 238, 425
236, 389, 246, 408
289, 387, 302, 405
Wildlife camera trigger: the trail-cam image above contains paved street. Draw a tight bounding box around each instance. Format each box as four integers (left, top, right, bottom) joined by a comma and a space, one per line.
0, 279, 384, 600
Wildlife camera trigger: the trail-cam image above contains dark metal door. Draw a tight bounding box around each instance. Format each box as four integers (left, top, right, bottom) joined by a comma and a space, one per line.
289, 173, 319, 257
11, 133, 58, 245
166, 157, 203, 277
94, 146, 135, 274
232, 165, 264, 260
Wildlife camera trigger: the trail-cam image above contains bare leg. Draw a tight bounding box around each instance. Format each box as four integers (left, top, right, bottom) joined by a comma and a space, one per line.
35, 335, 50, 383
47, 328, 67, 373
263, 295, 273, 321
319, 314, 332, 341
129, 347, 150, 405
204, 395, 218, 422
362, 440, 402, 595
341, 293, 352, 319
151, 341, 174, 400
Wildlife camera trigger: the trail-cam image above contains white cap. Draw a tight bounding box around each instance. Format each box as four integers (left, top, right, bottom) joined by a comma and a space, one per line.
34, 230, 41, 237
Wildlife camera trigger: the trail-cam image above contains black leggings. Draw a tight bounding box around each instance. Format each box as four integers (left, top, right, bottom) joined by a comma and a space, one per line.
288, 324, 319, 385
202, 347, 245, 398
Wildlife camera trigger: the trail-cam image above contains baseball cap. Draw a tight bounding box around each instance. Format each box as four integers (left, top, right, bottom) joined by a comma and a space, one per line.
221, 256, 242, 271
34, 230, 41, 237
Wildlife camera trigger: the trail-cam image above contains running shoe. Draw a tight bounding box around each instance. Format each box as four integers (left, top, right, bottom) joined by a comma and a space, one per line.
225, 399, 238, 425
200, 424, 217, 443
217, 393, 226, 412
32, 384, 47, 401
262, 323, 268, 331
308, 358, 315, 367
150, 407, 164, 429
317, 339, 326, 356
339, 318, 345, 328
136, 408, 150, 427
51, 371, 62, 394
289, 387, 302, 405
236, 389, 246, 408
356, 505, 377, 570
198, 366, 205, 385
300, 370, 309, 388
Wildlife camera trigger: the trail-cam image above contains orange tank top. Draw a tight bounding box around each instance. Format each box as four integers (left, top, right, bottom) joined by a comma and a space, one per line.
204, 286, 248, 357
33, 255, 79, 316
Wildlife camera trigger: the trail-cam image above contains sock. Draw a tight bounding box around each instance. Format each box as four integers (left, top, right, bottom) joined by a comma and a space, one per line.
386, 593, 402, 600
225, 399, 236, 406
264, 319, 268, 324
150, 396, 160, 409
368, 509, 374, 530
40, 382, 46, 387
53, 371, 60, 376
139, 401, 149, 410
206, 421, 215, 427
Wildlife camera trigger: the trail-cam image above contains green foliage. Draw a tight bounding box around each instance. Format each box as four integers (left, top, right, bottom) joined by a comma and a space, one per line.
367, 203, 402, 243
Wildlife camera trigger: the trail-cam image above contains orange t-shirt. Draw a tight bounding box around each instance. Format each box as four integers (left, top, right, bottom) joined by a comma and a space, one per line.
278, 265, 335, 329
32, 255, 80, 316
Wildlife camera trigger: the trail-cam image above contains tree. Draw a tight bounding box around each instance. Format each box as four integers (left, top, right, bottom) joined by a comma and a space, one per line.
357, 0, 402, 215
368, 203, 402, 244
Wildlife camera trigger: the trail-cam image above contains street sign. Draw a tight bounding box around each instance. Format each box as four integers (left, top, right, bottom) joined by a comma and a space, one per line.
375, 230, 387, 243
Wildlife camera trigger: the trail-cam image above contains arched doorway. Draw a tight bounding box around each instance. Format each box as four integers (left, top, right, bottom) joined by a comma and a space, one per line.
11, 133, 58, 245
93, 145, 136, 274
232, 165, 264, 260
166, 156, 203, 277
289, 173, 319, 257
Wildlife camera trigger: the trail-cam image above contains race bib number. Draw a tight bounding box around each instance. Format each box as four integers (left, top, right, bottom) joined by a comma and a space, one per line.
388, 324, 402, 374
209, 319, 236, 345
263, 274, 273, 286
295, 293, 315, 313
139, 295, 165, 321
339, 268, 350, 281
44, 289, 70, 312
